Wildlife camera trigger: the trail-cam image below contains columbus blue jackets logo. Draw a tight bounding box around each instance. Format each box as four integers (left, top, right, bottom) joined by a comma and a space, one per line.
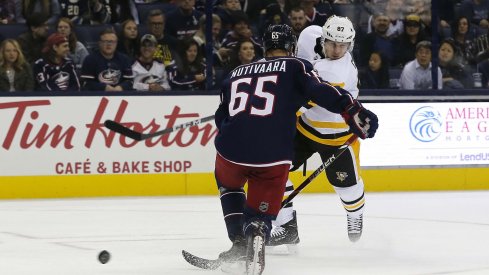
98, 69, 121, 85
53, 72, 70, 90
139, 75, 163, 84
409, 106, 442, 142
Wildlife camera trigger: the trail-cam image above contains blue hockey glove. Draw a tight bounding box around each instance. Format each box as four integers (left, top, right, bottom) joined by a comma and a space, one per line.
341, 100, 378, 139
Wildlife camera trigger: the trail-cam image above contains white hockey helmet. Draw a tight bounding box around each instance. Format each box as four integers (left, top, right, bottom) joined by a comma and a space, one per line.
321, 15, 355, 52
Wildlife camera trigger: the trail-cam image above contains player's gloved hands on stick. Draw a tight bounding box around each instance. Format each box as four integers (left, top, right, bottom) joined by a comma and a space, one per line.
341, 100, 378, 139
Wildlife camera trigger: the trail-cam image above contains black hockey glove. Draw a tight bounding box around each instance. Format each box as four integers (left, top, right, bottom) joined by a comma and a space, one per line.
314, 37, 325, 59
341, 100, 378, 139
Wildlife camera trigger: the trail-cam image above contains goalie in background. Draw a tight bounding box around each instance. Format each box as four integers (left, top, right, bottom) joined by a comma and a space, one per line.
268, 15, 368, 252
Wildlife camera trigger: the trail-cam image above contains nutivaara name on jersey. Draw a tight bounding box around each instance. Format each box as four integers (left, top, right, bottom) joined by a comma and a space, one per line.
230, 60, 286, 78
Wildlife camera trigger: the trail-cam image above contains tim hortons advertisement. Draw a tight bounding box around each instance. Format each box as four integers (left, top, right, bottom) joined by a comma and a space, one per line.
0, 96, 220, 176
1, 97, 488, 177
360, 102, 489, 167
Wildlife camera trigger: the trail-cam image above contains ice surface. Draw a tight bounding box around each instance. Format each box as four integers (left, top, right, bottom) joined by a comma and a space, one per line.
0, 191, 488, 275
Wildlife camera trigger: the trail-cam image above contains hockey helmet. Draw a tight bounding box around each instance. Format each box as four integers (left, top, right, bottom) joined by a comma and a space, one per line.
322, 15, 355, 51
263, 24, 297, 55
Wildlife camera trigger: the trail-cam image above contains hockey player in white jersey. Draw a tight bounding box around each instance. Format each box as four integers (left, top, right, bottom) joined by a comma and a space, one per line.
268, 15, 366, 250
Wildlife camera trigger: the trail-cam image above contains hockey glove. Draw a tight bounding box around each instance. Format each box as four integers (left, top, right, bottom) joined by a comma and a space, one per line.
341, 100, 379, 139
314, 37, 325, 59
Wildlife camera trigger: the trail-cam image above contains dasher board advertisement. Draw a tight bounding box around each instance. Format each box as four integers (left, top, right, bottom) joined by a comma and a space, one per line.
0, 96, 220, 176
360, 102, 489, 167
1, 97, 488, 177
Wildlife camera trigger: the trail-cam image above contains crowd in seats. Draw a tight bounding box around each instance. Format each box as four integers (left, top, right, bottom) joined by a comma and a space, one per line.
1, 0, 489, 93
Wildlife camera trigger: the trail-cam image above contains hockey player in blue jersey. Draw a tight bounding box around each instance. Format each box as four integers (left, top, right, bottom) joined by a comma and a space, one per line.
212, 24, 378, 274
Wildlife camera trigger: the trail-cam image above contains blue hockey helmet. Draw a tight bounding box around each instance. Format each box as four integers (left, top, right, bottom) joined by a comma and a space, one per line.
262, 24, 297, 55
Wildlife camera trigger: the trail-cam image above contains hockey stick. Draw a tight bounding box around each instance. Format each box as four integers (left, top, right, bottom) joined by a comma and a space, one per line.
281, 134, 358, 208
104, 115, 215, 141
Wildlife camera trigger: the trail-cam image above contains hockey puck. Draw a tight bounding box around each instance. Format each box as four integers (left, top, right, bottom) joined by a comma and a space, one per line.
98, 250, 110, 264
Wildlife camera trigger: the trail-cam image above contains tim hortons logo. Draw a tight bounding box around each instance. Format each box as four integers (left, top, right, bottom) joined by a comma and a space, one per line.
0, 98, 217, 150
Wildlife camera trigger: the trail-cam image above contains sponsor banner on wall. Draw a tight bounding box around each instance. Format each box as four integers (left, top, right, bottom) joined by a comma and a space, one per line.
0, 96, 220, 176
1, 97, 487, 177
360, 102, 489, 166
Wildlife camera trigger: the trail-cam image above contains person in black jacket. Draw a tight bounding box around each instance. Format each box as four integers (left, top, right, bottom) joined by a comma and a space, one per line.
360, 51, 390, 89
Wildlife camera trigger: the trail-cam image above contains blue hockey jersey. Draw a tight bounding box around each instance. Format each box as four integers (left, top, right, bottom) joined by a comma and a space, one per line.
33, 58, 80, 92
215, 56, 354, 166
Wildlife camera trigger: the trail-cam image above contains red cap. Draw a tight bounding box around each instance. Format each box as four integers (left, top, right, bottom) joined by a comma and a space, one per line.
42, 33, 68, 53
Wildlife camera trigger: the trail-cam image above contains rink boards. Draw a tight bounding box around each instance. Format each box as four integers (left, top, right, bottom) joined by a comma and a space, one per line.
0, 95, 488, 199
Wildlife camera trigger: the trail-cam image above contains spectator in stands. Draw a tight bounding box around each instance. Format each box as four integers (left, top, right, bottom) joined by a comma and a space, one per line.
165, 0, 203, 41
15, 0, 60, 25
146, 9, 178, 67
167, 38, 207, 90
0, 0, 16, 24
451, 16, 478, 64
394, 14, 429, 67
299, 0, 331, 27
192, 14, 231, 67
459, 0, 489, 30
359, 13, 397, 67
56, 17, 89, 71
438, 38, 471, 88
223, 39, 256, 75
58, 0, 110, 25
33, 33, 80, 91
259, 3, 289, 36
0, 39, 34, 92
407, 0, 431, 34
221, 10, 263, 59
288, 7, 307, 37
117, 19, 139, 61
132, 34, 170, 92
81, 28, 134, 91
365, 0, 404, 37
107, 0, 139, 24
215, 0, 242, 37
17, 13, 49, 64
399, 40, 443, 89
359, 51, 390, 89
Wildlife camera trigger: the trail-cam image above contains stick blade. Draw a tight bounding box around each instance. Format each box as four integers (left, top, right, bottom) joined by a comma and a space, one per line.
104, 120, 142, 141
182, 250, 222, 270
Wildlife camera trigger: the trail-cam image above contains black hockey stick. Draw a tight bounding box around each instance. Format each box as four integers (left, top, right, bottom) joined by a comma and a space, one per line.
104, 115, 215, 141
281, 134, 358, 207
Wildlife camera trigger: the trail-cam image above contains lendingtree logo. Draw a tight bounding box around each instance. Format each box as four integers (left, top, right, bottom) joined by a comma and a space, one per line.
409, 106, 443, 142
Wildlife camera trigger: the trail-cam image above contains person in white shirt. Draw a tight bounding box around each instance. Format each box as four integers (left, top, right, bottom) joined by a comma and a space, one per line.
268, 15, 367, 251
399, 40, 443, 90
132, 34, 171, 92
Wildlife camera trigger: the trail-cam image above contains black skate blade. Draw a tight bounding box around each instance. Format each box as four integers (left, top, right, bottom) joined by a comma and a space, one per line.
182, 250, 222, 270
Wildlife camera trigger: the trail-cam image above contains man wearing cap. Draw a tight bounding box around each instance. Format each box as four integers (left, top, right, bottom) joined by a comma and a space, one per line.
399, 40, 443, 90
394, 14, 430, 66
17, 12, 50, 64
132, 34, 171, 92
80, 28, 134, 92
33, 33, 80, 92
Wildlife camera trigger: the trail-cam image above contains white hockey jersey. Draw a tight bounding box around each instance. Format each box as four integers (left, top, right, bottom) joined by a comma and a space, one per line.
298, 52, 359, 146
132, 60, 171, 91
296, 25, 323, 62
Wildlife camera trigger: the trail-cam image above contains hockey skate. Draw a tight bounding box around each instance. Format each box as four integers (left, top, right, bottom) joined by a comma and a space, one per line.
347, 213, 363, 242
245, 220, 267, 275
219, 235, 247, 273
267, 210, 300, 254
